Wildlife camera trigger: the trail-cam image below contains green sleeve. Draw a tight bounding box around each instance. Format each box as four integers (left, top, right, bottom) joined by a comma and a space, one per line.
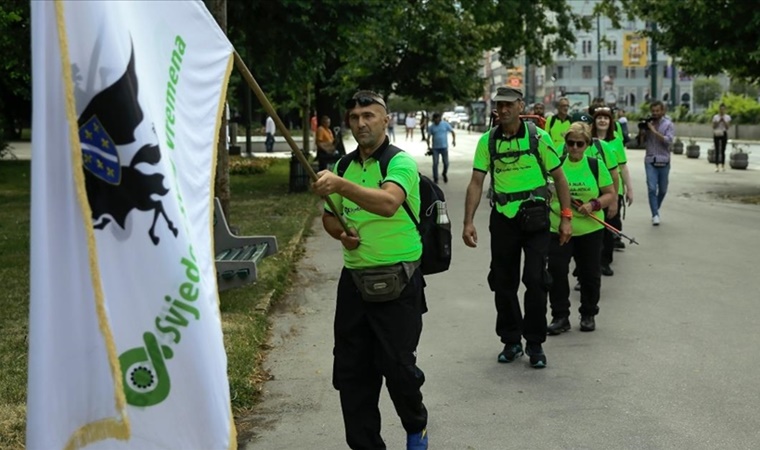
537, 128, 562, 172
610, 138, 627, 165
597, 160, 613, 189
599, 140, 618, 170
472, 132, 491, 172
383, 152, 418, 198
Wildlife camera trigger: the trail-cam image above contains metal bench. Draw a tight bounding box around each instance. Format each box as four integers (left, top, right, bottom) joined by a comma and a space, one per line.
214, 197, 278, 291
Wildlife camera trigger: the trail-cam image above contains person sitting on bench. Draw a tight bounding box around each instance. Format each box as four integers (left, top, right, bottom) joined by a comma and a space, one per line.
316, 115, 340, 171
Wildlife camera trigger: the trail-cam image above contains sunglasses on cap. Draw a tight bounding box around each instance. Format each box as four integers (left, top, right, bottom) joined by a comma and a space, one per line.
345, 96, 387, 111
594, 107, 612, 114
565, 139, 588, 148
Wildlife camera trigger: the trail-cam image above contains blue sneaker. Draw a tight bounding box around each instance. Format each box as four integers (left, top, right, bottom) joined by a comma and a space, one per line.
407, 428, 428, 450
498, 343, 524, 363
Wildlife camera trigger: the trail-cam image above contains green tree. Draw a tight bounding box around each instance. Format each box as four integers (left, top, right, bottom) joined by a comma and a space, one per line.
597, 0, 760, 82
0, 0, 31, 140
729, 79, 759, 99
693, 78, 723, 108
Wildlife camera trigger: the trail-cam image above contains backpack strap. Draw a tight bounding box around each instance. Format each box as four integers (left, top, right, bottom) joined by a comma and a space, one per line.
548, 115, 557, 132
336, 149, 360, 177
592, 138, 607, 166
377, 145, 420, 228
487, 121, 550, 207
587, 155, 600, 197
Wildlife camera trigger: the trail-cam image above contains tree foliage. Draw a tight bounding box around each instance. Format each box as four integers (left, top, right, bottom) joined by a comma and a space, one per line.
693, 78, 722, 108
229, 0, 593, 109
466, 0, 592, 66
597, 0, 760, 81
0, 0, 31, 139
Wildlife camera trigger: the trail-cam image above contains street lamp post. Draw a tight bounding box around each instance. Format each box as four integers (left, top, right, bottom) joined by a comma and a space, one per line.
596, 14, 602, 99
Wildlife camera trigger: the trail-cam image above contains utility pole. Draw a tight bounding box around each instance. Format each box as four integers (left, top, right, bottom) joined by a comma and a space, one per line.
649, 21, 657, 101
670, 60, 677, 111
525, 53, 531, 104
596, 14, 602, 99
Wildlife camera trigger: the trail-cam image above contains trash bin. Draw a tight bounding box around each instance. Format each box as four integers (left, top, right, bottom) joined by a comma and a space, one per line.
289, 153, 310, 193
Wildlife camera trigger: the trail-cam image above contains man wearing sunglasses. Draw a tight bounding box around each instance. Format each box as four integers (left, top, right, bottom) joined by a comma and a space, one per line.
313, 90, 429, 450
463, 86, 573, 369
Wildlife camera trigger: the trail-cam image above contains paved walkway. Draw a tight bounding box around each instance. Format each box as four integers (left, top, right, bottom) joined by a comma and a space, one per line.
244, 129, 760, 449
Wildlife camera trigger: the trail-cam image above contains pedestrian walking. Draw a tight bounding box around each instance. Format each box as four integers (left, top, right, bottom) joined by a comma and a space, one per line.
426, 112, 455, 184
405, 112, 416, 141
590, 107, 622, 277
547, 122, 617, 335
643, 100, 675, 225
312, 90, 429, 450
462, 86, 573, 369
712, 103, 731, 172
265, 114, 275, 153
388, 112, 396, 142
419, 111, 428, 142
545, 97, 572, 148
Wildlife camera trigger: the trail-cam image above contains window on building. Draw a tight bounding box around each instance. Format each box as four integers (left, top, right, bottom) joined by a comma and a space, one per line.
608, 66, 617, 79
607, 41, 617, 55
582, 66, 592, 79
630, 68, 636, 78
645, 68, 650, 78
557, 66, 564, 79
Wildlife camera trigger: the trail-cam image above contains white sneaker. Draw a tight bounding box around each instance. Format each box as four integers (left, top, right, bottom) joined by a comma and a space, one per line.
652, 214, 660, 226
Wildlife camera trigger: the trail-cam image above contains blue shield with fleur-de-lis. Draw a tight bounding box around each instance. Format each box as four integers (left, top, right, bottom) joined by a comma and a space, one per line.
79, 115, 121, 184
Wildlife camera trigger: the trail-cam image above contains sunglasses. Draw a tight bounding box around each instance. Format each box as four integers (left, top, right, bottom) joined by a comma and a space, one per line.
565, 139, 588, 148
345, 96, 387, 111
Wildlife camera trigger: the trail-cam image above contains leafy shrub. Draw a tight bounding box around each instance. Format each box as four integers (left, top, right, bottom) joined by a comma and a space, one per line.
705, 93, 760, 124
228, 156, 277, 175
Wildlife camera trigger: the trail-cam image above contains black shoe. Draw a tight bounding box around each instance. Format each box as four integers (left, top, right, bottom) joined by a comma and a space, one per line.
573, 280, 581, 291
601, 264, 614, 276
547, 317, 571, 335
442, 173, 448, 183
580, 315, 596, 332
497, 343, 523, 363
614, 240, 626, 250
525, 342, 547, 368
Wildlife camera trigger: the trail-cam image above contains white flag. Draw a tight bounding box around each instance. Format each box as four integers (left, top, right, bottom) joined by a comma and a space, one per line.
27, 1, 236, 449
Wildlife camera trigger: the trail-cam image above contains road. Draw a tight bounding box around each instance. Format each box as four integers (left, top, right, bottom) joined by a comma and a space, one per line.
244, 127, 760, 450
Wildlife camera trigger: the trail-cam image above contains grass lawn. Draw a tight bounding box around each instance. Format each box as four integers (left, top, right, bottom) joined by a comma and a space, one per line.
0, 157, 322, 448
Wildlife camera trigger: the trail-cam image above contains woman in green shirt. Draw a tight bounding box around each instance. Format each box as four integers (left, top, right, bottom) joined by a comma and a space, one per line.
547, 122, 617, 334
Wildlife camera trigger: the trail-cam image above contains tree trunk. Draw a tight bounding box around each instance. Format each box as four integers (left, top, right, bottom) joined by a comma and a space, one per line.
207, 0, 230, 221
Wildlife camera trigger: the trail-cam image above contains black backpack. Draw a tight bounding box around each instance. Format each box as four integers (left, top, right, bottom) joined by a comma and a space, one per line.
336, 145, 452, 275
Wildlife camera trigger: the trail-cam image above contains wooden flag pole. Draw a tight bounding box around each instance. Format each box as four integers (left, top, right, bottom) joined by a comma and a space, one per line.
232, 51, 348, 232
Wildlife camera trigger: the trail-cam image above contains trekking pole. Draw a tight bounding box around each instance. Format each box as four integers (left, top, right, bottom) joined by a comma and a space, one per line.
233, 51, 349, 233
571, 199, 639, 245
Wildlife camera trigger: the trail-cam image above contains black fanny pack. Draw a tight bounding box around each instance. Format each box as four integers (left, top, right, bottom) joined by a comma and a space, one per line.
652, 156, 669, 168
517, 200, 549, 233
349, 261, 420, 302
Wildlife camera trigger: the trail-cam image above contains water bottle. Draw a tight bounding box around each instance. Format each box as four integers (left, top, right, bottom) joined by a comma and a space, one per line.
435, 201, 450, 225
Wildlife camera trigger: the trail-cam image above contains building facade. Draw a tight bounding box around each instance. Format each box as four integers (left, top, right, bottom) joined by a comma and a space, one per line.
480, 0, 728, 115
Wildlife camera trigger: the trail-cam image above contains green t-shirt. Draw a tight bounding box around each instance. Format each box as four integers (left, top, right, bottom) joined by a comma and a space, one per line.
550, 155, 612, 236
326, 149, 422, 269
546, 115, 572, 148
473, 122, 562, 219
604, 137, 628, 195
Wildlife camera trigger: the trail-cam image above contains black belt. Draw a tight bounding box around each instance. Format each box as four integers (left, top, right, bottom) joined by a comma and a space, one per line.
493, 186, 548, 206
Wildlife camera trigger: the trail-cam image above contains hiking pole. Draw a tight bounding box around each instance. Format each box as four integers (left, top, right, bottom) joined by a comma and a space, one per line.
233, 51, 349, 233
571, 199, 640, 245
